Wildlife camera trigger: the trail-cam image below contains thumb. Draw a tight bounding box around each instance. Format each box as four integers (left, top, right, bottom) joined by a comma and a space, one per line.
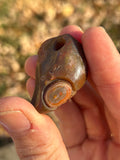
0, 97, 69, 160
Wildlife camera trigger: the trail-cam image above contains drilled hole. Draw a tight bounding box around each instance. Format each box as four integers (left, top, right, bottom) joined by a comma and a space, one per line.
54, 39, 65, 51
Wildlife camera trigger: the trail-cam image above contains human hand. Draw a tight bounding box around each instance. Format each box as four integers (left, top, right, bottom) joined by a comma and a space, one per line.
0, 25, 120, 160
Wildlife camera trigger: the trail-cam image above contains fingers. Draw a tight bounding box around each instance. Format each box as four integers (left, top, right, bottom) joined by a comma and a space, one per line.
73, 82, 110, 140
81, 27, 120, 143
81, 27, 120, 87
25, 55, 38, 79
0, 97, 69, 160
60, 25, 83, 43
26, 78, 35, 97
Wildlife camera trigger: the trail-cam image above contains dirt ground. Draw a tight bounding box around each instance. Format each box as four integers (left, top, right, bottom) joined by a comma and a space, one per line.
0, 0, 120, 159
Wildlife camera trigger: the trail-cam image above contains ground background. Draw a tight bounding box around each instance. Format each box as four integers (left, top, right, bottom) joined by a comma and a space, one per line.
0, 0, 120, 159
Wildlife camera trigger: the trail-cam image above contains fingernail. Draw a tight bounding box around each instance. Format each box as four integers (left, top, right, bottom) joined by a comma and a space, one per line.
0, 111, 31, 133
99, 26, 106, 32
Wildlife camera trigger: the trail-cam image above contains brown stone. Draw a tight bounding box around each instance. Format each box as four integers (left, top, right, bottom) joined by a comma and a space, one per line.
31, 34, 87, 113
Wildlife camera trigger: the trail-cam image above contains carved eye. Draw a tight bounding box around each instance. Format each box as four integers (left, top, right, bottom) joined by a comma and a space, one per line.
31, 34, 87, 113
43, 80, 72, 108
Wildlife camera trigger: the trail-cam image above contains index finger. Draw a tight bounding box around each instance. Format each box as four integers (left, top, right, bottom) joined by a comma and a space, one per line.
82, 27, 120, 143
82, 27, 120, 113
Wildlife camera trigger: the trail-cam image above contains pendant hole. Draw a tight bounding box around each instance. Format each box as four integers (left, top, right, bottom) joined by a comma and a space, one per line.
54, 39, 65, 51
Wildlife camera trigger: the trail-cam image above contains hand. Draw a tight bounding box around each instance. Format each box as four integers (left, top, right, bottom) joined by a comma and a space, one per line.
0, 25, 120, 160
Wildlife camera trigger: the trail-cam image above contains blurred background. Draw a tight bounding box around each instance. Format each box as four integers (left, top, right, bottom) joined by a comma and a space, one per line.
0, 0, 120, 159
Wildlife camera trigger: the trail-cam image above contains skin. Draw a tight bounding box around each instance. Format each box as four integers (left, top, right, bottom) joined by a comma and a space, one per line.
0, 25, 120, 160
